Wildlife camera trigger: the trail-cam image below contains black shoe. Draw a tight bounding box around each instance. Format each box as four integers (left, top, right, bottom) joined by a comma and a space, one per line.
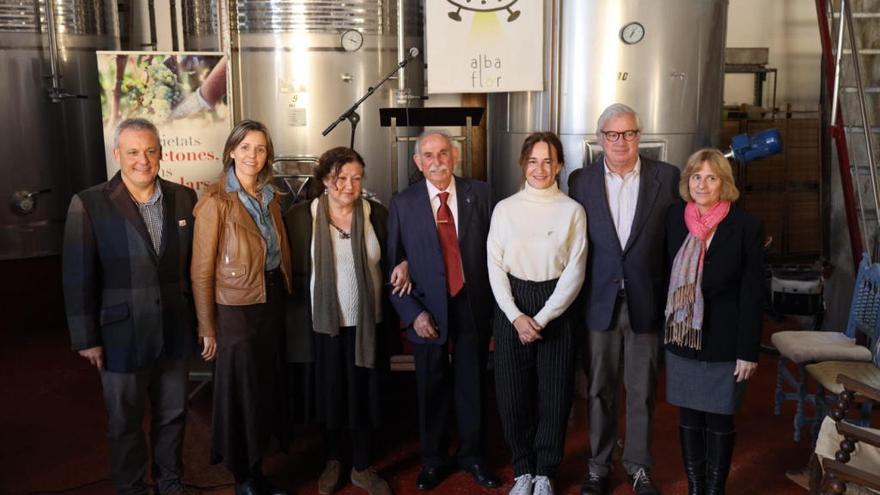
461, 463, 501, 488
581, 472, 609, 495
416, 464, 453, 491
234, 479, 263, 495
630, 468, 660, 495
162, 487, 200, 495
252, 472, 287, 495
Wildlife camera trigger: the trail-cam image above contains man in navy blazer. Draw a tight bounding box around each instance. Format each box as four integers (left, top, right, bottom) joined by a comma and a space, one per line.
387, 130, 499, 490
569, 104, 681, 495
63, 119, 200, 495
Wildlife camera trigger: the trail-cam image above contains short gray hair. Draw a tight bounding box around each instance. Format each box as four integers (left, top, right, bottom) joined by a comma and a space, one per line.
596, 103, 641, 138
414, 129, 454, 156
113, 118, 161, 150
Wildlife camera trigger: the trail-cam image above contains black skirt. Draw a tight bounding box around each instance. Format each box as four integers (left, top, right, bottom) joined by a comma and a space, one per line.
313, 325, 382, 430
210, 269, 288, 472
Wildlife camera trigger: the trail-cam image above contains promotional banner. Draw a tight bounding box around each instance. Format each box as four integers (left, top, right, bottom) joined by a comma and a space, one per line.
426, 0, 543, 94
96, 52, 230, 193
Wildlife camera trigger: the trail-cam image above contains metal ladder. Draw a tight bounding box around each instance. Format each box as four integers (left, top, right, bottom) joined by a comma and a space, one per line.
817, 0, 880, 267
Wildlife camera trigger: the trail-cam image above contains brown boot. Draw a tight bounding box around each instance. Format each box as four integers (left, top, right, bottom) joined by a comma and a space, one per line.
318, 460, 343, 495
350, 467, 392, 495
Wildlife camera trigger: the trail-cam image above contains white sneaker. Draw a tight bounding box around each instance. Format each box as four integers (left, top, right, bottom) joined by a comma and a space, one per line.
509, 473, 534, 495
533, 475, 554, 495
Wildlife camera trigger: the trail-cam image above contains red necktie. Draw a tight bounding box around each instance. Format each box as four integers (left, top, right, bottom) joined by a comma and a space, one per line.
437, 192, 464, 296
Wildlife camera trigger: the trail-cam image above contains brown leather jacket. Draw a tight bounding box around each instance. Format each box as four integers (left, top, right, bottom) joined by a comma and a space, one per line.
191, 182, 292, 338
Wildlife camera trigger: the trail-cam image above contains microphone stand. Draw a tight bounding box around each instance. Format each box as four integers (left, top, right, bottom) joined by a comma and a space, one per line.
322, 54, 418, 150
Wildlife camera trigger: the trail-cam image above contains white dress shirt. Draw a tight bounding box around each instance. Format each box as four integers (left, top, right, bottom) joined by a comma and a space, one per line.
426, 177, 459, 236
604, 157, 641, 249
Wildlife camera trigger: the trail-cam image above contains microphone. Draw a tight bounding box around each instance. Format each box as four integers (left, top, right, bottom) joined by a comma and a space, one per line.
398, 47, 421, 67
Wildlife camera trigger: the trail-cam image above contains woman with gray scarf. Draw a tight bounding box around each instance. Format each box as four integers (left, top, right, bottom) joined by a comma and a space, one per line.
284, 147, 408, 495
664, 149, 764, 495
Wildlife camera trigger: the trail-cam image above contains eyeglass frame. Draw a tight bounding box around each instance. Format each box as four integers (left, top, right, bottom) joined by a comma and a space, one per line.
600, 129, 641, 142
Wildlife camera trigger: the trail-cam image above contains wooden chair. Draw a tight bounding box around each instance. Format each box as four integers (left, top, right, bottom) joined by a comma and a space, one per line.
772, 257, 879, 441
807, 266, 880, 433
817, 373, 880, 494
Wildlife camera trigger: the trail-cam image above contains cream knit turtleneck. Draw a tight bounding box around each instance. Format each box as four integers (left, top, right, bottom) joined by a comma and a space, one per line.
487, 181, 587, 327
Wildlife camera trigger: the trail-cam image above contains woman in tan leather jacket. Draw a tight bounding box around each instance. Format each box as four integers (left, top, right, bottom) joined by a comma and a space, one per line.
191, 119, 292, 495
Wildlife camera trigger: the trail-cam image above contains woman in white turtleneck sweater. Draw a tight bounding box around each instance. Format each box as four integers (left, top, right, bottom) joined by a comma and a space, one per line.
488, 132, 587, 495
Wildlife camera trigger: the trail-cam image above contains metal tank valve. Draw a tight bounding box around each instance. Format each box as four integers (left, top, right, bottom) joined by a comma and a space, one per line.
10, 189, 51, 216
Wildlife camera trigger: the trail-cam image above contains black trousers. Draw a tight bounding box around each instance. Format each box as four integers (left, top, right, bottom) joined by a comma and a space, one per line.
494, 276, 575, 477
412, 287, 486, 467
324, 428, 372, 471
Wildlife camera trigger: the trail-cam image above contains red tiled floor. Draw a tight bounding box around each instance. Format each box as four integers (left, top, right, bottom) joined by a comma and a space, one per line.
1, 257, 817, 494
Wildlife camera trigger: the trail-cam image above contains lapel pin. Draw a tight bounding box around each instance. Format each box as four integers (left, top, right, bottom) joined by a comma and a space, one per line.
178, 219, 187, 227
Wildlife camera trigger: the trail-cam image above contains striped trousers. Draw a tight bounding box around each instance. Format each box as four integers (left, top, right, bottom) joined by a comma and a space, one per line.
494, 275, 576, 477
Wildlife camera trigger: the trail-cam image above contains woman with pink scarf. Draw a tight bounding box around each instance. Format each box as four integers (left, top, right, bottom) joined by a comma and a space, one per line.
664, 148, 764, 495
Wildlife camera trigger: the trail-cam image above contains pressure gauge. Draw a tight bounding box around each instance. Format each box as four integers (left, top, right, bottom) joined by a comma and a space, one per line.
620, 22, 645, 45
341, 29, 363, 52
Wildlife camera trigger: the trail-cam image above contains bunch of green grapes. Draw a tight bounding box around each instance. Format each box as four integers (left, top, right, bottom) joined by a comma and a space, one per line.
120, 77, 145, 106
141, 63, 183, 122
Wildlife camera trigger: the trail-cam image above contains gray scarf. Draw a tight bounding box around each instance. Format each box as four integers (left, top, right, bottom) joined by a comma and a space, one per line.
664, 234, 705, 350
313, 195, 377, 368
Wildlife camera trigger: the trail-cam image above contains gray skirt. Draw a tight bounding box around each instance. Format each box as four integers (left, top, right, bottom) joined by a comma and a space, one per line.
665, 350, 746, 415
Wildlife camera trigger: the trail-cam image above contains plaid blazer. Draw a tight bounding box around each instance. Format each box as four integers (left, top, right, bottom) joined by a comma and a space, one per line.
63, 172, 199, 372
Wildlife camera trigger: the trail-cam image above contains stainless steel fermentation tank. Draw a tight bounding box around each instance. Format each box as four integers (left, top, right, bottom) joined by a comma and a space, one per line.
0, 0, 118, 260
489, 0, 728, 198
183, 0, 425, 204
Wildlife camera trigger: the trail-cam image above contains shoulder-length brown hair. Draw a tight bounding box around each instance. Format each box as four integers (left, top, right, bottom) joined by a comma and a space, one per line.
222, 119, 276, 191
678, 148, 740, 202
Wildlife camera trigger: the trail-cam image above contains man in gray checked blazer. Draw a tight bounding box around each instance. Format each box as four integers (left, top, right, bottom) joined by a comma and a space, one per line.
63, 118, 200, 495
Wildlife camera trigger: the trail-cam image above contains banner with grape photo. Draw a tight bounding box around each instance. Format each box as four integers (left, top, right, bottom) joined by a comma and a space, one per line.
96, 52, 230, 194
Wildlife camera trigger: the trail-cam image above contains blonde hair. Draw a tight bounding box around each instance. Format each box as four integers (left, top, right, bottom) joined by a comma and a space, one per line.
678, 148, 740, 202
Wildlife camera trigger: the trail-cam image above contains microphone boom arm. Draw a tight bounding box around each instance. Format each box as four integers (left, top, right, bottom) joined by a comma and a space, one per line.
322, 51, 419, 149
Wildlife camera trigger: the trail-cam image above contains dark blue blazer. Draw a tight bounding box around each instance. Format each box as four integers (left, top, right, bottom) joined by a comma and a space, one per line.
569, 156, 681, 333
63, 172, 198, 372
387, 177, 492, 345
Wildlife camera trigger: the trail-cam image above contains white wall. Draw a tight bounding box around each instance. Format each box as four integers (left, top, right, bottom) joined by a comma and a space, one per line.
725, 0, 822, 108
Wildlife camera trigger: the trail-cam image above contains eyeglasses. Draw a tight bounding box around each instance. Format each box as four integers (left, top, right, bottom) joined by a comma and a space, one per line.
601, 129, 640, 142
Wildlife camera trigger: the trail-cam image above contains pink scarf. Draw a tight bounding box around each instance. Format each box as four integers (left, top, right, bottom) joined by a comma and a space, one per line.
684, 200, 731, 266
664, 201, 731, 350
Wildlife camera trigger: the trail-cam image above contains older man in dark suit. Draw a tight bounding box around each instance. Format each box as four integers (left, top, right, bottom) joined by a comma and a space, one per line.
63, 118, 200, 495
387, 131, 500, 491
569, 104, 681, 495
